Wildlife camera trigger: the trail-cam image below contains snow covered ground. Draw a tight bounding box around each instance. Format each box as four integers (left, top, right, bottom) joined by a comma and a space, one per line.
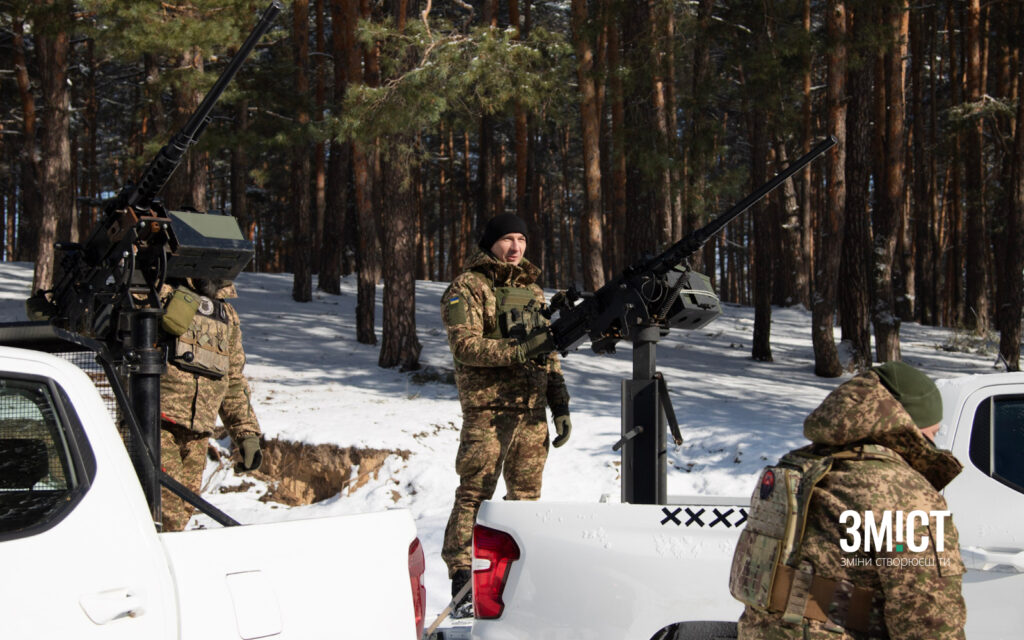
0, 262, 1001, 619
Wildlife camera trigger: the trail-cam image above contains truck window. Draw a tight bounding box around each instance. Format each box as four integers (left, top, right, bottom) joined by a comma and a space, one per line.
0, 377, 87, 537
968, 394, 1024, 494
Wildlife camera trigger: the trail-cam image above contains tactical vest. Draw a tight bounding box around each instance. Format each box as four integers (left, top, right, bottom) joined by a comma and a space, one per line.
730, 444, 900, 635
469, 270, 542, 340
168, 294, 232, 380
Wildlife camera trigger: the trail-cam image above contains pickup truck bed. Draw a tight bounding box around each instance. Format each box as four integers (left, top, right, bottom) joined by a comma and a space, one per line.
0, 346, 424, 639
472, 498, 747, 640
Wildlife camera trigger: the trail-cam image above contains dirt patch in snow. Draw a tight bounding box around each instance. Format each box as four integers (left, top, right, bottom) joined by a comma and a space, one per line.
222, 438, 411, 506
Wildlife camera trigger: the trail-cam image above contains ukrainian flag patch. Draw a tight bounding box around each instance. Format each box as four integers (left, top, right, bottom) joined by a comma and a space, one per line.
446, 294, 467, 325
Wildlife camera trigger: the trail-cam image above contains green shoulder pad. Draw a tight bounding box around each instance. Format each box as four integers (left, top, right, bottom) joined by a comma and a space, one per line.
444, 290, 468, 326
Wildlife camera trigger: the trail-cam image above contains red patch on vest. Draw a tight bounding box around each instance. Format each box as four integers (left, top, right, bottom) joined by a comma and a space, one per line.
759, 469, 775, 500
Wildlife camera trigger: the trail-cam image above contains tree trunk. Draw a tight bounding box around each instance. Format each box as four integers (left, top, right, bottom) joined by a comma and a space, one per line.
663, 5, 681, 244
351, 0, 381, 343
320, 0, 353, 294
649, 0, 672, 248
528, 120, 549, 282
893, 4, 914, 325
380, 0, 425, 363
444, 126, 461, 279
621, 1, 659, 263
871, 0, 907, 362
750, 119, 772, 362
511, 0, 528, 226
964, 0, 990, 332
479, 113, 502, 230
312, 0, 328, 274
773, 142, 804, 307
607, 19, 627, 274
511, 0, 543, 277
812, 0, 847, 378
687, 0, 715, 278
559, 127, 576, 286
231, 100, 253, 245
79, 37, 98, 242
354, 140, 378, 345
32, 2, 73, 293
910, 4, 939, 326
163, 47, 207, 210
320, 134, 348, 291
571, 0, 605, 291
838, 4, 874, 371
796, 0, 812, 308
450, 130, 471, 277
943, 5, 965, 327
13, 17, 40, 264
996, 4, 1022, 370
292, 0, 313, 302
379, 140, 423, 370
5, 144, 15, 258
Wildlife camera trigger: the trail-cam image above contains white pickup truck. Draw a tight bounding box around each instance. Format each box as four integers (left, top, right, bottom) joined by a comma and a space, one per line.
0, 344, 426, 639
469, 372, 1024, 640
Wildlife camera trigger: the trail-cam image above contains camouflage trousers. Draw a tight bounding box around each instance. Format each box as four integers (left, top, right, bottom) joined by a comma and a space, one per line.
160, 422, 210, 532
442, 407, 549, 577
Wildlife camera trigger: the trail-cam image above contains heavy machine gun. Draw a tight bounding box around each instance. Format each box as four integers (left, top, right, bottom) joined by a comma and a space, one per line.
35, 1, 281, 347
21, 1, 282, 528
545, 135, 838, 357
544, 136, 837, 504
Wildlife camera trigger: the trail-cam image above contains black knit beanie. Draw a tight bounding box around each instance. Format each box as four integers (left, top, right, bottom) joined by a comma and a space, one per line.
872, 361, 943, 429
478, 214, 529, 253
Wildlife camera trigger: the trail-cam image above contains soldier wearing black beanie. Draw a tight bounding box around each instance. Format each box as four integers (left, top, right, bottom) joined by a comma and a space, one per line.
440, 210, 572, 618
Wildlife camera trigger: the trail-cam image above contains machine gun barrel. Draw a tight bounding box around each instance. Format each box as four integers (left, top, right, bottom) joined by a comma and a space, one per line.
547, 135, 837, 355
120, 0, 282, 213
639, 135, 838, 278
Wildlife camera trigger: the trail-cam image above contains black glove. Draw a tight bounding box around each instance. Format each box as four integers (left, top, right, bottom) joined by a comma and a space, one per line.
552, 410, 572, 448
240, 436, 263, 471
517, 326, 555, 362
25, 292, 56, 321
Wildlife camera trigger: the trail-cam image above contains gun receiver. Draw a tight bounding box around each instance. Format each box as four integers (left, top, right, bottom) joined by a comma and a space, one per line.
545, 135, 838, 355
35, 1, 281, 346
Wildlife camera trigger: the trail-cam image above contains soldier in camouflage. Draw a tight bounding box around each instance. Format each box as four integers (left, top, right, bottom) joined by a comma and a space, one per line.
735, 361, 966, 639
158, 278, 262, 531
440, 214, 571, 617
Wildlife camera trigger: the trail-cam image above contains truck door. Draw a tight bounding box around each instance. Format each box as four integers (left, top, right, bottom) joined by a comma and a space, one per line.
0, 367, 175, 639
944, 388, 1024, 638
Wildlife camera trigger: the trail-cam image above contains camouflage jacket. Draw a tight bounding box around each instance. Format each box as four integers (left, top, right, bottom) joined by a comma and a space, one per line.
158, 282, 261, 443
739, 371, 966, 640
441, 251, 569, 413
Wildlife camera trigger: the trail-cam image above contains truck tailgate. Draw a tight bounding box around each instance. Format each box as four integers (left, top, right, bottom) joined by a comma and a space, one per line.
161, 508, 419, 639
473, 500, 747, 640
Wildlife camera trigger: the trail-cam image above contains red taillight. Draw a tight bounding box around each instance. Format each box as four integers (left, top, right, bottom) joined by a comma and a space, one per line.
472, 525, 520, 619
408, 538, 426, 638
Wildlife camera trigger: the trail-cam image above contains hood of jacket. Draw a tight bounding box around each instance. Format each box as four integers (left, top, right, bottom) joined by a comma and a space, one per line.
464, 250, 541, 288
803, 371, 962, 490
